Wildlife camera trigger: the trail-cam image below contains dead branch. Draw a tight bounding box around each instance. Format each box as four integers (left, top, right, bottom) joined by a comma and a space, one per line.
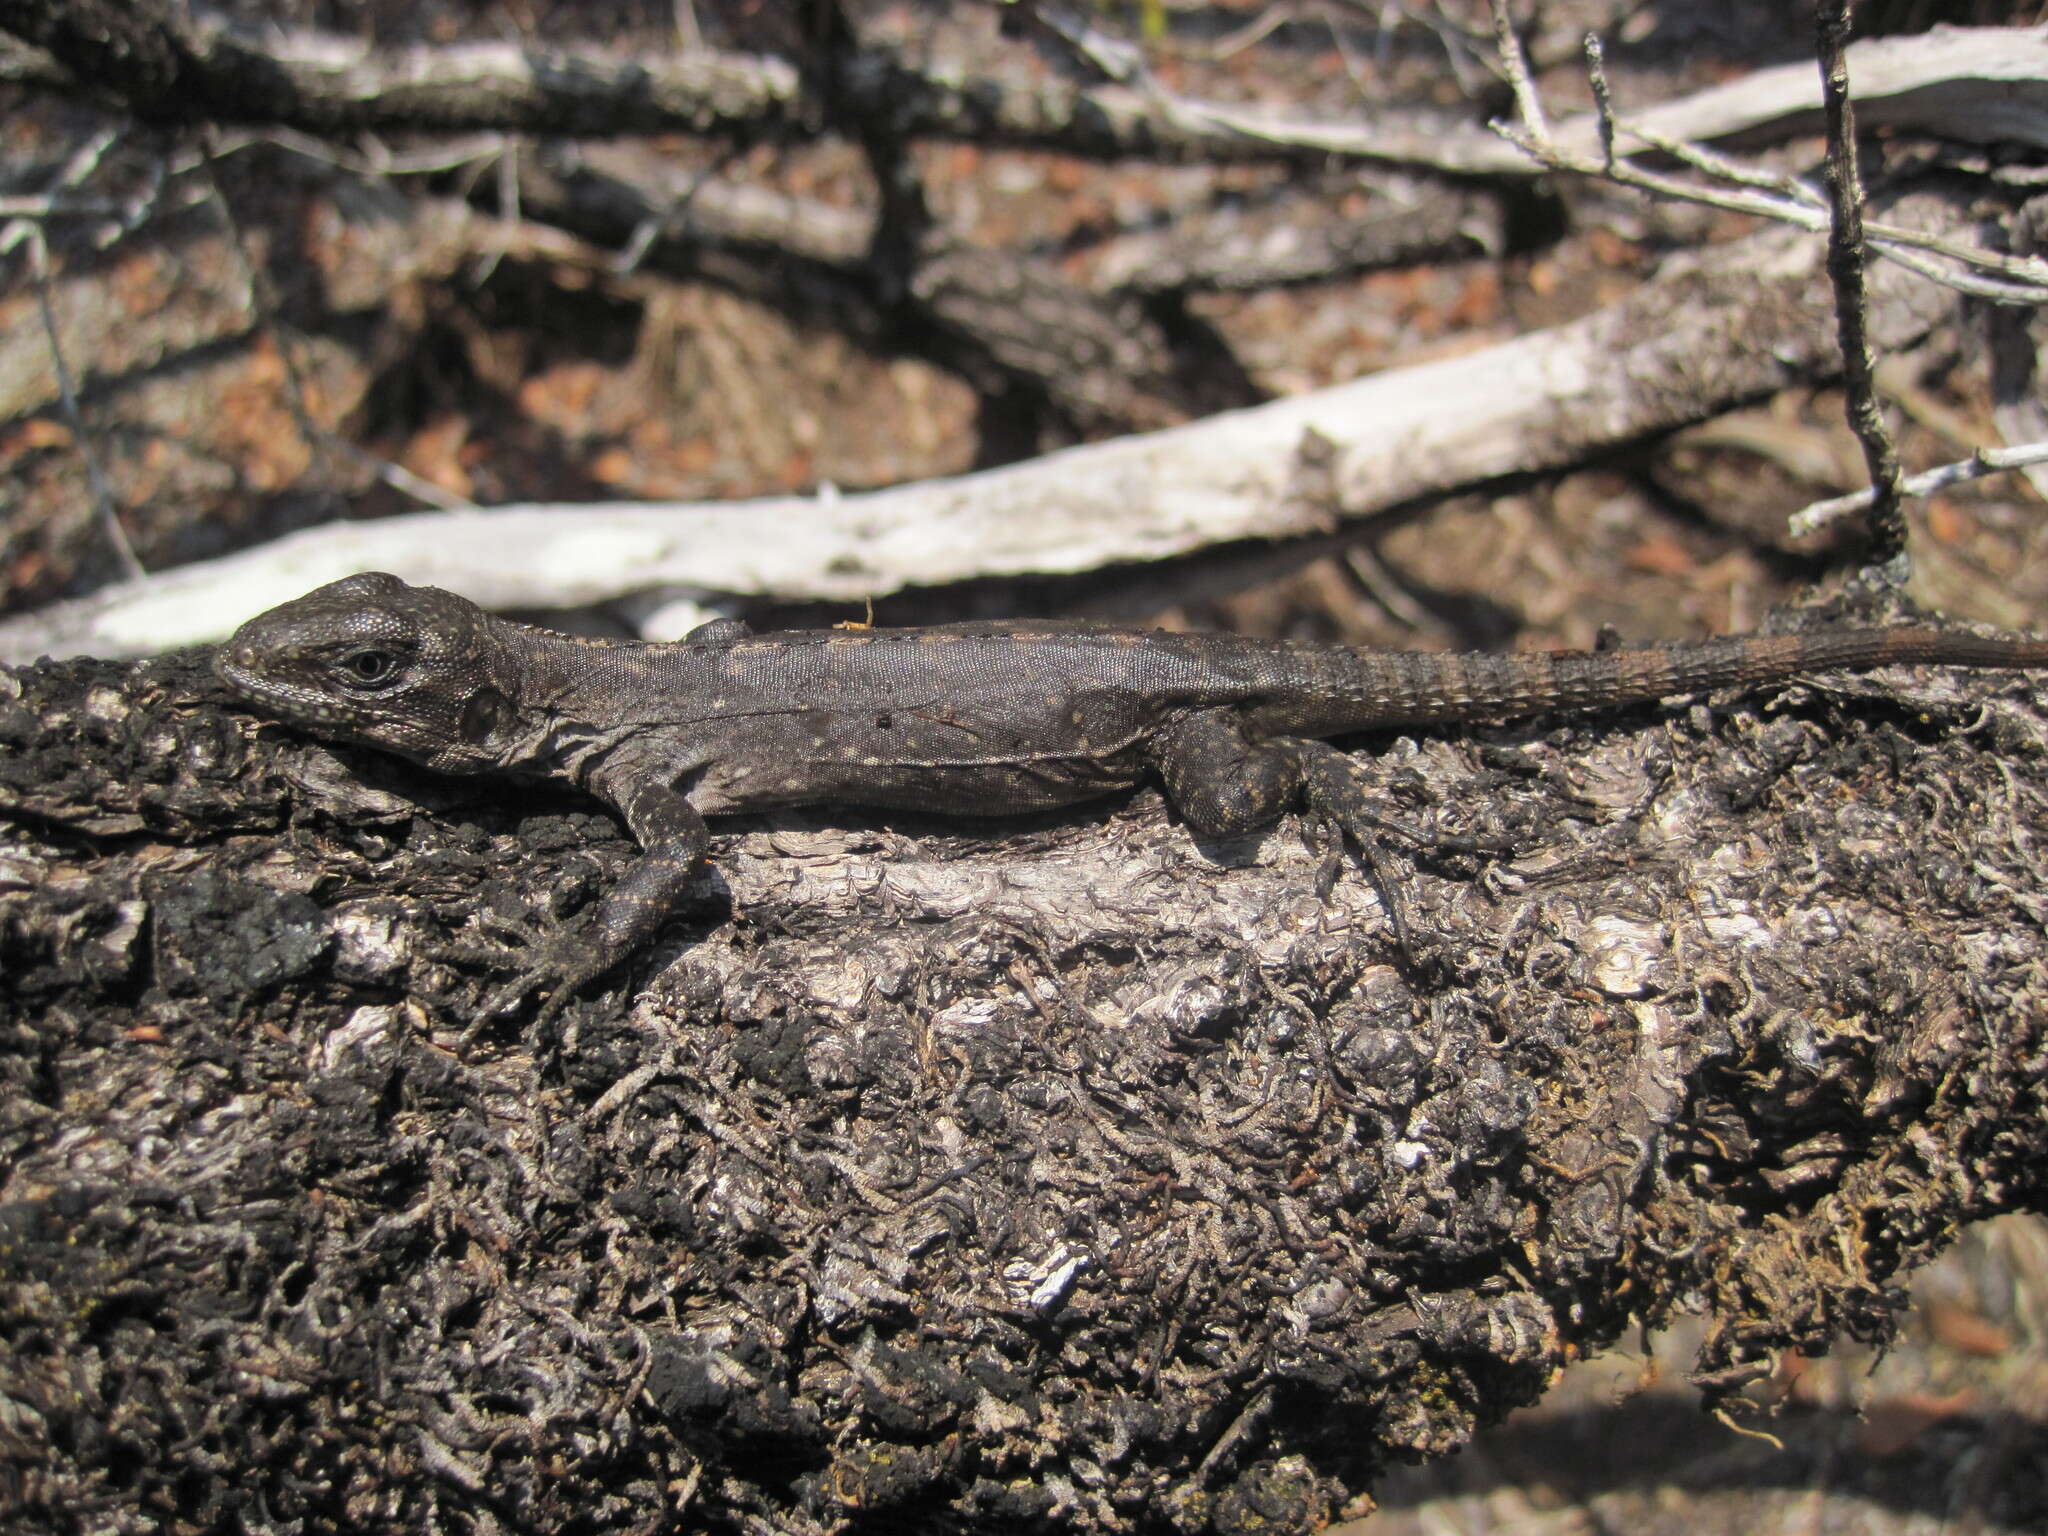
1791, 438, 2048, 536
1489, 5, 2046, 563
7, 3, 2048, 175
0, 0, 800, 138
4, 602, 2047, 1533
0, 183, 1972, 665
1814, 0, 1906, 567
1487, 11, 2048, 305
1080, 172, 1504, 294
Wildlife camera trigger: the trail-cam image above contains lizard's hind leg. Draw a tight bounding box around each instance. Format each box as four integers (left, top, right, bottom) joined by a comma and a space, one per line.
1148, 709, 1304, 839
1148, 709, 1413, 946
1150, 715, 1488, 959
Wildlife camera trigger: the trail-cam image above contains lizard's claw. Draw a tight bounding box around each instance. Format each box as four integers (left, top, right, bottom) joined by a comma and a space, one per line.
471, 966, 560, 1038
424, 921, 614, 1037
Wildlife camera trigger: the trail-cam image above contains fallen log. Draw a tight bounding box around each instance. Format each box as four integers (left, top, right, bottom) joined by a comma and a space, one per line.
3, 596, 2045, 1531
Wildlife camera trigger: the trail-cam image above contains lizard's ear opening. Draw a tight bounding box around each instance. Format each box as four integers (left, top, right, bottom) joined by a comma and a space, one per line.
460, 686, 516, 745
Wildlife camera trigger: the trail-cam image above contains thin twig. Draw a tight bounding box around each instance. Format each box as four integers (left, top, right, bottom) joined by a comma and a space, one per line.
195, 128, 328, 471
26, 227, 141, 578
1585, 34, 1617, 167
241, 127, 509, 180
194, 127, 472, 512
1320, 5, 1379, 100
1487, 0, 2046, 568
1490, 1, 1547, 139
1790, 440, 2048, 538
0, 195, 130, 219
1815, 0, 1906, 571
1482, 0, 2048, 308
1624, 126, 1823, 205
475, 135, 520, 287
6, 127, 142, 577
1206, 5, 1290, 61
673, 0, 702, 51
1028, 3, 1149, 83
0, 125, 122, 257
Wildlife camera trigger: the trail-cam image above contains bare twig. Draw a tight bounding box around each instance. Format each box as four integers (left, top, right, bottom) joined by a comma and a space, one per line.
672, 0, 701, 52
193, 136, 333, 496
1585, 33, 1617, 166
1815, 0, 1906, 571
1027, 2, 1151, 83
1483, 2, 2048, 307
1208, 6, 1290, 62
231, 127, 510, 179
1324, 0, 1494, 96
6, 126, 141, 577
1490, 1, 1547, 139
0, 195, 128, 219
26, 228, 139, 578
1486, 3, 2048, 563
1789, 440, 2048, 538
0, 125, 122, 256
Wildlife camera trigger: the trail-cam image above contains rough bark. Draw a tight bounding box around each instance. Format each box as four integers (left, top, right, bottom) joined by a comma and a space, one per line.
5, 597, 2048, 1533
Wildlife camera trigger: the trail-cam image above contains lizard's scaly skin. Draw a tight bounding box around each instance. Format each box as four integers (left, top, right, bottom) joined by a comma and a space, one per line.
217, 572, 2048, 1018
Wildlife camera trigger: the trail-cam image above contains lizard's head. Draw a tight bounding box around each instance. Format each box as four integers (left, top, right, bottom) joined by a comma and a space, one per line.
216, 571, 522, 774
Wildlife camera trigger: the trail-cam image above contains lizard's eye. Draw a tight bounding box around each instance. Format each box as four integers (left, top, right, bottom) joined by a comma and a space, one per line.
337, 648, 400, 686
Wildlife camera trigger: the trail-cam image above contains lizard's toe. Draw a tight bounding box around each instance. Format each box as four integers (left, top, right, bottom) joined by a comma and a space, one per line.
418, 917, 612, 1036
465, 942, 617, 1038
465, 968, 548, 1041
425, 936, 530, 971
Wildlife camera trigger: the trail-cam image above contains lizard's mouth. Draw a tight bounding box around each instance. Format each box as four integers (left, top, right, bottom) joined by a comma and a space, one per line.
214, 645, 266, 697
214, 645, 301, 715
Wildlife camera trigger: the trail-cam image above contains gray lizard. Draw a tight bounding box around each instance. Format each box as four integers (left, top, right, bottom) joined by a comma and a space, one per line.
217, 571, 2048, 1019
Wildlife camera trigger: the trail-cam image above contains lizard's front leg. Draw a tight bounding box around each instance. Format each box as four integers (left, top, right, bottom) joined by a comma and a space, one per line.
464, 776, 710, 1028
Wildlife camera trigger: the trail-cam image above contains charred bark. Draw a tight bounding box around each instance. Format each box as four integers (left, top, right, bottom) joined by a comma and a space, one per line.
4, 604, 2048, 1533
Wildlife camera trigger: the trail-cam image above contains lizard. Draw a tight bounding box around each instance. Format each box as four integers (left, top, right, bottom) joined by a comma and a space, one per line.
216, 571, 2048, 1021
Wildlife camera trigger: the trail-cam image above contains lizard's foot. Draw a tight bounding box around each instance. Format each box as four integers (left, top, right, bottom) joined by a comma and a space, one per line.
425, 917, 617, 1036
1305, 806, 1415, 960
1286, 738, 1503, 974
1321, 798, 1512, 866
1290, 740, 1509, 861
425, 829, 711, 1035
472, 955, 606, 1037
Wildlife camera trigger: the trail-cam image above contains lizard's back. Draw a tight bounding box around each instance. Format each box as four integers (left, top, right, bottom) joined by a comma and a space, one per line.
590, 620, 1321, 816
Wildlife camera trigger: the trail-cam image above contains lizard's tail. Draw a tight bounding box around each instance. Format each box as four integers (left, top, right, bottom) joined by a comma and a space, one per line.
1297, 627, 2048, 730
